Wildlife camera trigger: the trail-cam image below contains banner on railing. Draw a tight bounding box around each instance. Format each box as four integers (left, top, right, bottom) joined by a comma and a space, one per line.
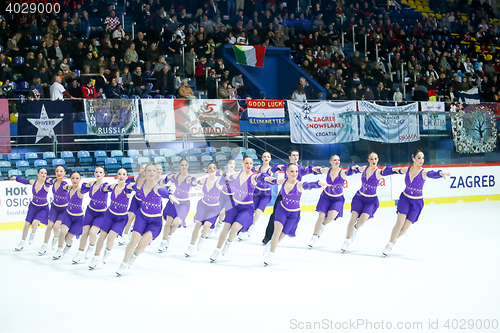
18, 101, 74, 144
142, 99, 176, 142
174, 99, 240, 136
247, 99, 285, 125
0, 99, 11, 153
450, 103, 498, 154
84, 99, 140, 135
358, 101, 420, 143
420, 102, 446, 131
288, 101, 358, 144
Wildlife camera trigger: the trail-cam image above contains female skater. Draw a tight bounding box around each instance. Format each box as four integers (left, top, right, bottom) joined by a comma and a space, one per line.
13, 168, 52, 251
116, 164, 179, 275
308, 155, 357, 249
263, 163, 328, 265
212, 158, 237, 236
88, 168, 136, 269
238, 152, 278, 240
185, 162, 222, 257
72, 166, 109, 263
158, 158, 197, 252
39, 166, 69, 255
210, 156, 264, 262
53, 172, 88, 259
118, 163, 148, 245
340, 152, 399, 252
383, 150, 449, 256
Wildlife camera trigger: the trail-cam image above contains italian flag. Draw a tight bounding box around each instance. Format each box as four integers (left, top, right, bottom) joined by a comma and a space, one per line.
232, 45, 266, 67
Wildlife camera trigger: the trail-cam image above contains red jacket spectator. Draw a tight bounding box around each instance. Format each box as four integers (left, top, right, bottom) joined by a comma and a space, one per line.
315, 55, 332, 68
195, 61, 206, 77
82, 84, 97, 98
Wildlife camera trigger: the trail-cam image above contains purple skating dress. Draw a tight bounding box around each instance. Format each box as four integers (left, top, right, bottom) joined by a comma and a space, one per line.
82, 181, 109, 227
127, 176, 145, 214
194, 178, 221, 227
47, 178, 69, 222
397, 169, 426, 223
134, 184, 172, 240
61, 187, 85, 236
16, 177, 52, 225
316, 169, 345, 219
163, 173, 196, 226
219, 171, 235, 212
223, 171, 258, 232
274, 182, 302, 237
351, 168, 381, 219
94, 183, 134, 235
252, 165, 274, 212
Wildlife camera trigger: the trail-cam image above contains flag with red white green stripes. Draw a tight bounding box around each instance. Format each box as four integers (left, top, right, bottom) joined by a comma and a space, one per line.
232, 45, 266, 67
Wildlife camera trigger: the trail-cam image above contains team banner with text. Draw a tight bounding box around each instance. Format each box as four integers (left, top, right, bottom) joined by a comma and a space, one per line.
142, 99, 176, 142
173, 99, 240, 136
288, 101, 358, 144
247, 99, 285, 126
358, 101, 420, 143
420, 102, 446, 131
0, 99, 11, 153
84, 99, 140, 135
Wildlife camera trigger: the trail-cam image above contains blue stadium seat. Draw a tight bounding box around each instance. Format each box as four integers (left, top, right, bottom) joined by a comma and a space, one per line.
61, 151, 75, 167
154, 95, 165, 99
52, 159, 65, 167
220, 146, 231, 157
8, 169, 22, 178
78, 150, 93, 166
127, 149, 140, 157
94, 150, 107, 165
205, 147, 217, 155
121, 157, 136, 172
246, 148, 257, 156
25, 152, 38, 165
16, 160, 30, 172
34, 160, 48, 169
8, 153, 22, 166
141, 95, 152, 99
105, 158, 120, 173
189, 148, 202, 158
43, 152, 56, 164
0, 161, 12, 172
154, 156, 168, 169
137, 156, 150, 165
111, 150, 124, 163
25, 169, 38, 179
201, 155, 213, 167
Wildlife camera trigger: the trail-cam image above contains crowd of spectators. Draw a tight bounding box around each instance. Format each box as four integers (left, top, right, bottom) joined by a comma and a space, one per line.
0, 0, 499, 103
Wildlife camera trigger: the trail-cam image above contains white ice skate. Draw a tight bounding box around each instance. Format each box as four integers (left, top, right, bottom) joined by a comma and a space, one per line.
308, 235, 319, 248
103, 248, 111, 264
15, 240, 25, 251
53, 247, 64, 260
63, 244, 71, 254
214, 222, 223, 234
118, 234, 129, 246
129, 252, 138, 267
116, 261, 129, 276
84, 244, 95, 259
185, 244, 195, 257
38, 243, 48, 255
89, 255, 99, 270
247, 224, 255, 237
206, 228, 214, 238
28, 232, 36, 245
158, 239, 168, 252
264, 252, 274, 266
222, 240, 232, 255
197, 236, 206, 251
383, 242, 394, 256
318, 224, 325, 238
341, 239, 351, 253
72, 250, 84, 263
352, 225, 358, 242
263, 241, 271, 256
210, 248, 221, 262
51, 237, 58, 250
237, 232, 247, 241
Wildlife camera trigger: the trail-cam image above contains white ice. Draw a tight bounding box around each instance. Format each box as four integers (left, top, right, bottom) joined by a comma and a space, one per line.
1, 201, 499, 333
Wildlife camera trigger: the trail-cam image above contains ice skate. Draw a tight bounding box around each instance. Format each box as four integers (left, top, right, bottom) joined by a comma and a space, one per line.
308, 235, 319, 248
63, 244, 71, 254
352, 225, 358, 242
237, 232, 247, 241
51, 237, 58, 250
197, 236, 206, 251
129, 252, 138, 267
214, 222, 223, 234
341, 239, 351, 253
118, 234, 129, 246
247, 224, 255, 237
318, 224, 325, 237
206, 228, 214, 238
15, 240, 25, 251
210, 248, 221, 262
103, 248, 111, 264
158, 239, 168, 252
53, 247, 64, 260
222, 240, 232, 255
28, 232, 36, 245
185, 244, 195, 257
89, 256, 99, 270
84, 244, 95, 259
116, 261, 129, 276
263, 241, 271, 256
264, 252, 274, 266
38, 243, 48, 255
383, 242, 394, 256
72, 250, 84, 263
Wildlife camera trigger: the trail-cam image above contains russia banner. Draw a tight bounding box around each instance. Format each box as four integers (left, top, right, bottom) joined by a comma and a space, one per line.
247, 99, 285, 126
421, 101, 446, 131
288, 101, 358, 144
358, 101, 420, 143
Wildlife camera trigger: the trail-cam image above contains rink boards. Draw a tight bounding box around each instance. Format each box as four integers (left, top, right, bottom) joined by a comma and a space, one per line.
1, 165, 499, 229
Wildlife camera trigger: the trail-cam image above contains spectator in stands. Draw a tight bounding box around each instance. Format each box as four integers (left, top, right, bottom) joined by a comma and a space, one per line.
292, 83, 307, 101
67, 79, 83, 99
195, 57, 208, 90
231, 72, 244, 89
218, 80, 229, 99
112, 24, 126, 43
107, 77, 125, 98
50, 75, 74, 101
124, 43, 139, 70
206, 69, 218, 99
185, 48, 197, 78
82, 78, 97, 99
145, 43, 160, 71
104, 11, 120, 31
178, 79, 196, 99
168, 35, 184, 72
155, 65, 175, 96
120, 66, 134, 95
133, 66, 150, 96
299, 77, 313, 99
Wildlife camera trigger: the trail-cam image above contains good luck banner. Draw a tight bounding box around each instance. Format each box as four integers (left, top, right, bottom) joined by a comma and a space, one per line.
247, 99, 285, 126
84, 99, 140, 135
358, 101, 420, 143
142, 99, 176, 142
288, 101, 358, 144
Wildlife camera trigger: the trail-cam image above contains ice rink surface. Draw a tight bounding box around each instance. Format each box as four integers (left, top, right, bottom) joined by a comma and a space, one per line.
1, 201, 499, 333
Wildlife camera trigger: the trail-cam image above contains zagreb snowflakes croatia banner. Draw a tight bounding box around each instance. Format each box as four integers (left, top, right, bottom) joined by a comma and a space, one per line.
247, 99, 285, 125
174, 99, 240, 136
288, 101, 358, 144
420, 101, 446, 131
358, 101, 420, 143
84, 99, 140, 135
142, 99, 176, 142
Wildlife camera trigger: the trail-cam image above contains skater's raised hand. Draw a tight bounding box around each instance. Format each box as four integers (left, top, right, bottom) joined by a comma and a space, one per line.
169, 195, 180, 205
